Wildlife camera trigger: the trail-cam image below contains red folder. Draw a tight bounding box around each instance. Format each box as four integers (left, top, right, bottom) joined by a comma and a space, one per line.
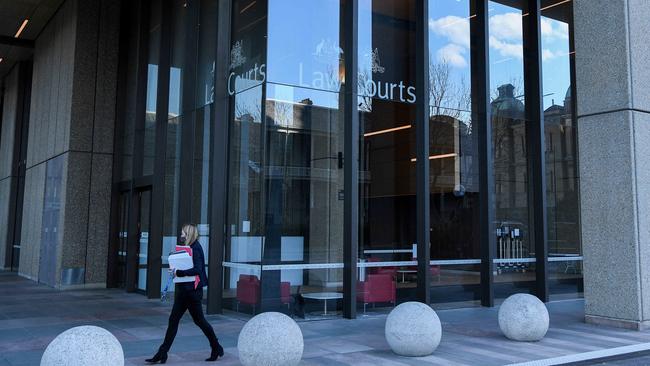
175, 245, 200, 290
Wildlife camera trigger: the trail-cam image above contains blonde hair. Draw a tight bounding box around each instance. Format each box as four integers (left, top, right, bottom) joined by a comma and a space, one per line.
182, 224, 199, 245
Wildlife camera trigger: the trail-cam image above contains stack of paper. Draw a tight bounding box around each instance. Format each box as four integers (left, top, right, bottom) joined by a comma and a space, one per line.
168, 251, 195, 283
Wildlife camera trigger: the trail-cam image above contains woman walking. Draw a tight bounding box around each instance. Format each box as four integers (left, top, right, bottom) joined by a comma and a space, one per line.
146, 224, 224, 363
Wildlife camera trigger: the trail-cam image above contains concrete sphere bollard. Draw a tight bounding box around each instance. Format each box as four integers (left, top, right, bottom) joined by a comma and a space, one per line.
40, 326, 124, 366
238, 312, 304, 366
498, 293, 549, 341
385, 302, 442, 356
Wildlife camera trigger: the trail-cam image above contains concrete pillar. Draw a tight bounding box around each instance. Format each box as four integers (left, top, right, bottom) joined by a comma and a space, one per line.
574, 0, 650, 329
0, 66, 20, 270
17, 0, 119, 288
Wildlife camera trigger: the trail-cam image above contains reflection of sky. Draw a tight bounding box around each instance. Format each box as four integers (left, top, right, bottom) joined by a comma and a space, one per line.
429, 0, 571, 110
146, 65, 182, 117
146, 65, 158, 115
169, 67, 181, 116
267, 0, 342, 98
239, 0, 571, 112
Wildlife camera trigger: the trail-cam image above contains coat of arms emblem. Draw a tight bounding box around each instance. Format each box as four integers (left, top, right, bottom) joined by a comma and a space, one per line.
369, 48, 385, 74
230, 40, 246, 70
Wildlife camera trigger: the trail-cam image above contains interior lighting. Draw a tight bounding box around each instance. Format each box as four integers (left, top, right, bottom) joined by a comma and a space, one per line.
363, 124, 412, 137
410, 153, 457, 162
15, 19, 29, 38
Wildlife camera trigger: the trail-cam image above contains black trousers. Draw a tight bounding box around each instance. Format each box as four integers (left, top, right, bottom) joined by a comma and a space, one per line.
160, 285, 219, 352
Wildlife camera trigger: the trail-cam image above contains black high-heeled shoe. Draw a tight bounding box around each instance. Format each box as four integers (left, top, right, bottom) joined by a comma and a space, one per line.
145, 349, 168, 364
205, 343, 224, 361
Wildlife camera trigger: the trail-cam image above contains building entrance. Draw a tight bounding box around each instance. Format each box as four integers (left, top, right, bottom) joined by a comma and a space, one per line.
115, 187, 152, 293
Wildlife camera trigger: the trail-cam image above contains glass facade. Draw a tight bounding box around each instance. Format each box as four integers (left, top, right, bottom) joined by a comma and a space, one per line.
428, 0, 481, 306
110, 0, 582, 318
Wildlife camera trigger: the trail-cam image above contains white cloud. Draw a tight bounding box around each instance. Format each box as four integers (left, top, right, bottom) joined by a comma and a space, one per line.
542, 48, 569, 61
436, 43, 468, 68
429, 15, 471, 49
541, 18, 569, 41
489, 36, 523, 59
431, 11, 568, 65
542, 48, 555, 61
489, 12, 522, 42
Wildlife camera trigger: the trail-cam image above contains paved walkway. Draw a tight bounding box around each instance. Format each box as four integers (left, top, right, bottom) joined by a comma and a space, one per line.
1, 272, 650, 366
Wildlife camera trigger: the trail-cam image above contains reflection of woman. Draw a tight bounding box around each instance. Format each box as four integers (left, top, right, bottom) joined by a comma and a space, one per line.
146, 224, 224, 364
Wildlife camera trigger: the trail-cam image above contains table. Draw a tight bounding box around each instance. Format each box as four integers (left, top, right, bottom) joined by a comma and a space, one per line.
396, 269, 417, 283
301, 292, 343, 315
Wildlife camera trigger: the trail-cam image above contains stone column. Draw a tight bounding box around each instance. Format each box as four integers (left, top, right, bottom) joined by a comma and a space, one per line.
17, 0, 119, 288
574, 0, 650, 329
0, 66, 21, 270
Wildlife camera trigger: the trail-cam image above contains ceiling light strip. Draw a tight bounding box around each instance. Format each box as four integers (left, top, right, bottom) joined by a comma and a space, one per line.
15, 19, 29, 38
363, 124, 412, 137
541, 0, 572, 12
410, 153, 457, 163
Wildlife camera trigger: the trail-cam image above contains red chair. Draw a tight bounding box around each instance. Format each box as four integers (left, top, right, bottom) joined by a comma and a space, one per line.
376, 267, 397, 278
357, 274, 396, 312
430, 265, 441, 281
236, 274, 260, 313
281, 281, 292, 308
236, 274, 292, 313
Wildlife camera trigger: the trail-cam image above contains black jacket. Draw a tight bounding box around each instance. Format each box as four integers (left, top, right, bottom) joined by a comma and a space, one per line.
175, 241, 209, 289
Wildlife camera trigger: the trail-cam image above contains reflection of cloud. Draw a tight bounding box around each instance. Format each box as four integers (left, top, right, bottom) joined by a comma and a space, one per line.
542, 48, 570, 61
541, 18, 569, 41
431, 11, 568, 65
429, 15, 470, 49
437, 44, 468, 68
489, 12, 522, 41
489, 36, 523, 59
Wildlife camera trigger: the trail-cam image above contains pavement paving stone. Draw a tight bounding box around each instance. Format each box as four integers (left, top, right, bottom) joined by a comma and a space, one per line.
3, 272, 650, 365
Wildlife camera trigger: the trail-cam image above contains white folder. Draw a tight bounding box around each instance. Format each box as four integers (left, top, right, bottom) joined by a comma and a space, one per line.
168, 251, 195, 283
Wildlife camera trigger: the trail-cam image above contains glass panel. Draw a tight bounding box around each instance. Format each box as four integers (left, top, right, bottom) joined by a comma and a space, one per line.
229, 0, 268, 95
359, 98, 416, 313
137, 190, 152, 291
169, 0, 188, 118
358, 0, 416, 101
120, 8, 140, 180
356, 0, 417, 315
262, 83, 344, 319
196, 0, 218, 108
428, 0, 481, 307
541, 0, 582, 299
192, 105, 212, 272
143, 0, 161, 176
116, 192, 129, 288
225, 85, 264, 313
489, 0, 534, 299
161, 114, 183, 288
267, 0, 343, 92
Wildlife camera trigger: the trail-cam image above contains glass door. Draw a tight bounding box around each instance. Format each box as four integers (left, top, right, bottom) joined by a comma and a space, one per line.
136, 189, 152, 292
116, 191, 130, 288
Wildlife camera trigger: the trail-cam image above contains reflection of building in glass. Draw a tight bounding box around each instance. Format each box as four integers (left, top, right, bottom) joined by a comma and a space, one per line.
544, 87, 580, 256
491, 83, 529, 262
490, 83, 581, 261
429, 113, 480, 260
